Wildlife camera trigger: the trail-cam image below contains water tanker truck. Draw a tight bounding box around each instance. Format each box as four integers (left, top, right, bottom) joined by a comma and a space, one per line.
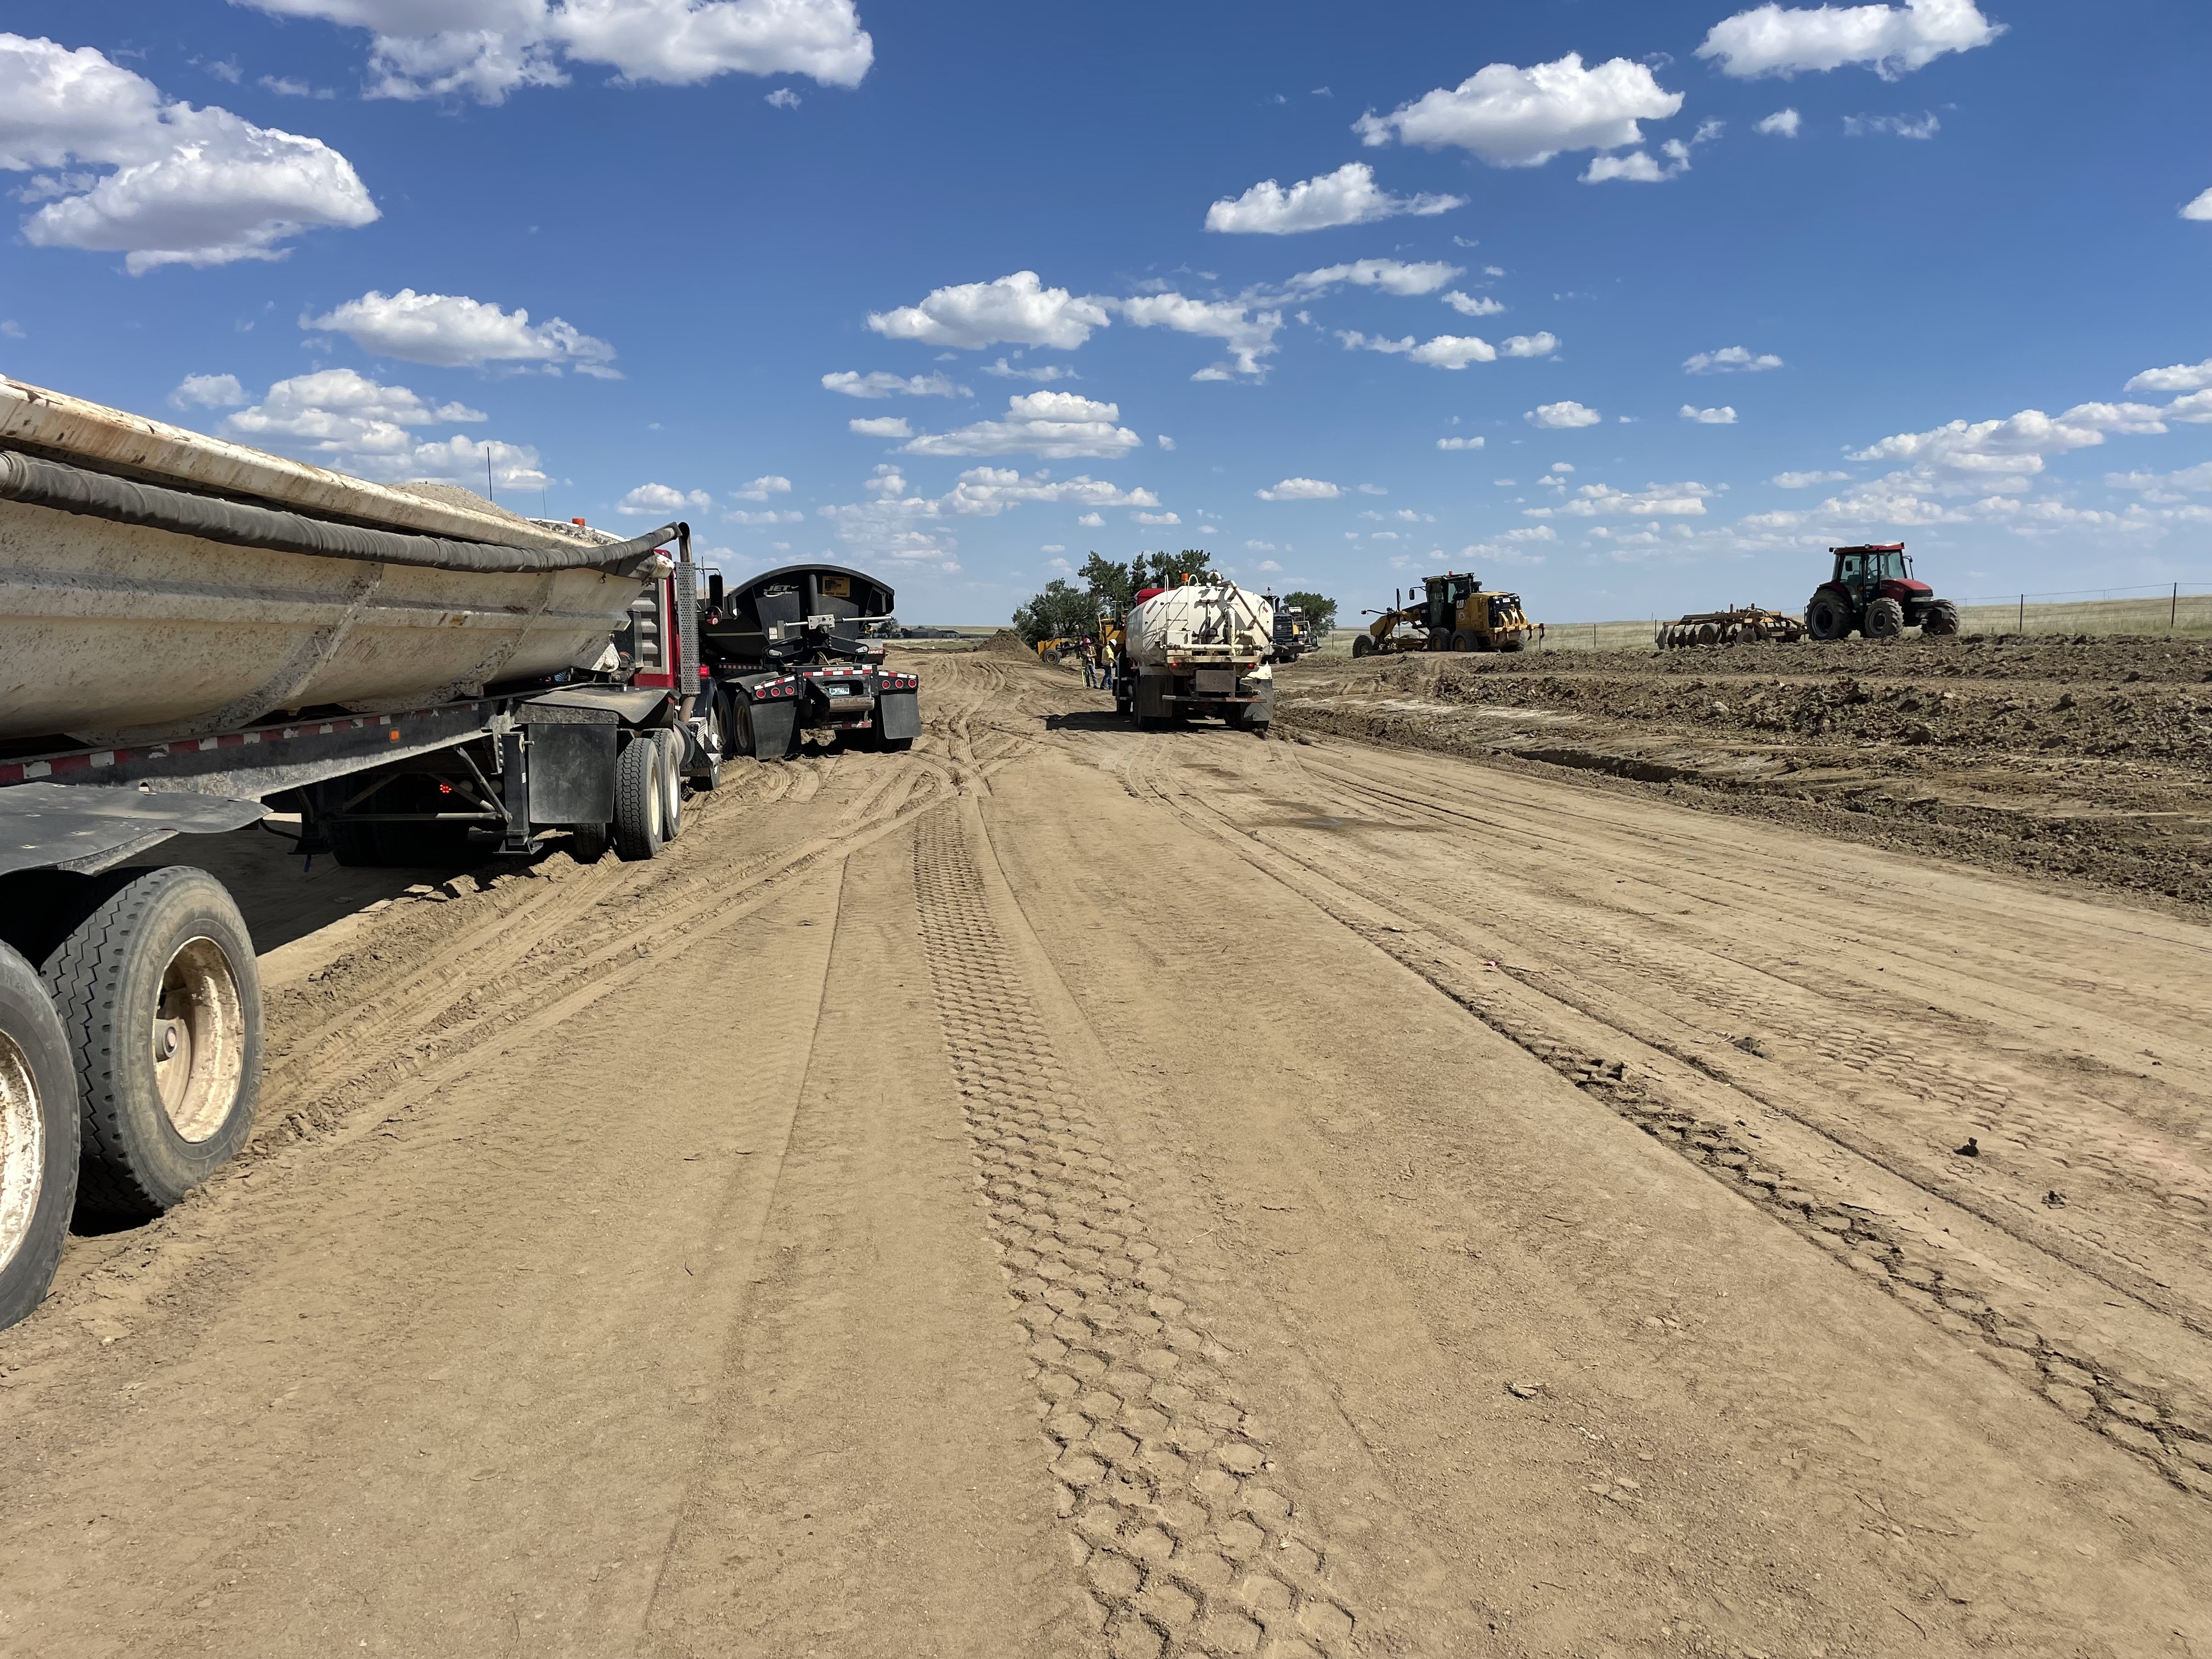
0, 375, 920, 1329
1116, 580, 1276, 733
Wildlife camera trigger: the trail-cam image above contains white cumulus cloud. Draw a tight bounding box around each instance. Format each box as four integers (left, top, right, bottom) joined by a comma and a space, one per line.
303, 287, 619, 375
2185, 188, 2212, 223
618, 481, 712, 516
1527, 400, 1602, 428
0, 33, 377, 272
821, 369, 969, 398
897, 391, 1142, 461
2127, 358, 2212, 393
208, 368, 554, 487
1773, 469, 1850, 487
1354, 54, 1683, 168
1844, 112, 1939, 138
1699, 0, 2003, 80
1442, 290, 1504, 316
1132, 511, 1181, 525
849, 415, 913, 438
867, 270, 1110, 352
1681, 404, 1739, 423
1256, 477, 1341, 501
1286, 257, 1462, 296
981, 357, 1074, 381
731, 475, 791, 499
1528, 481, 1716, 517
1116, 292, 1283, 377
1755, 108, 1802, 136
236, 0, 871, 103
169, 373, 247, 409
1436, 436, 1486, 450
1685, 346, 1784, 374
1204, 161, 1463, 234
815, 464, 1155, 557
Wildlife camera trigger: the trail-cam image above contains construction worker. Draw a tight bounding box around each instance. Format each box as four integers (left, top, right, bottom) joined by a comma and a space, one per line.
1081, 636, 1098, 688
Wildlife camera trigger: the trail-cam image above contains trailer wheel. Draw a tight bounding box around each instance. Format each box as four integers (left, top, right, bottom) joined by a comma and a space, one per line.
1350, 635, 1375, 659
41, 867, 259, 1223
0, 942, 77, 1330
655, 729, 685, 843
328, 820, 383, 867
567, 822, 611, 865
612, 735, 665, 861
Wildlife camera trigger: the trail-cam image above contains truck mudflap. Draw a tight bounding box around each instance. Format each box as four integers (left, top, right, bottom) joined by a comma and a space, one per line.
877, 689, 922, 742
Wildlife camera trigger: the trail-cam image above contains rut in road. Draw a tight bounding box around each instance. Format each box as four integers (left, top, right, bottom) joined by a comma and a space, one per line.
1111, 737, 2212, 1503
911, 805, 1359, 1659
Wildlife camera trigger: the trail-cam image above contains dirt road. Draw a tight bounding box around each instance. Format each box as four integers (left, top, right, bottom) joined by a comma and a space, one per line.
3, 644, 2210, 1658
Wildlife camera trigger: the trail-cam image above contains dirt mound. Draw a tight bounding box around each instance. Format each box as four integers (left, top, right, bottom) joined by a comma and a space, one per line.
1277, 636, 2212, 912
979, 627, 1032, 657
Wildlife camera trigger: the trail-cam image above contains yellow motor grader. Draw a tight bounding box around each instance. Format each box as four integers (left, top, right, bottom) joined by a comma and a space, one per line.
1351, 572, 1536, 657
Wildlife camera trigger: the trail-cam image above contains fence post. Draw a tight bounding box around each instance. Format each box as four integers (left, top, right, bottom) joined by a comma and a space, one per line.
1592, 620, 1598, 652
2018, 594, 2024, 634
2174, 583, 2180, 633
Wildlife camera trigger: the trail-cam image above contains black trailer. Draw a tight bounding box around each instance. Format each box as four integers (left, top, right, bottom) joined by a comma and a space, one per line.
700, 563, 923, 757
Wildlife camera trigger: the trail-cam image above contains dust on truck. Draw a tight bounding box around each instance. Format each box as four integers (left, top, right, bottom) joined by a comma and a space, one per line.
1116, 581, 1276, 733
0, 374, 732, 1330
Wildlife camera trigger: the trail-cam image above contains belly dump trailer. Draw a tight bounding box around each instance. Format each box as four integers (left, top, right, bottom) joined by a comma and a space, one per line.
0, 375, 737, 1328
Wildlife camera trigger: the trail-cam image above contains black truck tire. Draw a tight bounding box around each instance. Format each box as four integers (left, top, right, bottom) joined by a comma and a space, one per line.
328, 820, 383, 866
40, 867, 260, 1223
0, 941, 77, 1330
1449, 630, 1476, 652
1921, 599, 1961, 637
612, 735, 665, 861
567, 821, 611, 865
1864, 596, 1906, 640
1350, 634, 1375, 659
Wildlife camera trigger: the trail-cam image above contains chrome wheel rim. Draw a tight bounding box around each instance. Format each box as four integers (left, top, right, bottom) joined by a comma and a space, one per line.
153, 937, 246, 1143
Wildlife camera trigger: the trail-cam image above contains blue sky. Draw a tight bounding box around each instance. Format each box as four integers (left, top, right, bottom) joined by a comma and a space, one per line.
2, 0, 2208, 624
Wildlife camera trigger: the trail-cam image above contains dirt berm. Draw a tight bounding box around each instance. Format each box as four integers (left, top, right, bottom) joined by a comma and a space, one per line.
1276, 634, 2212, 912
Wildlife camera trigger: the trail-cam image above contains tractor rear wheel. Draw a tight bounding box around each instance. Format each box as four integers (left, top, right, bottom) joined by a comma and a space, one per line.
1865, 597, 1906, 640
1351, 635, 1375, 659
1921, 600, 1961, 637
1805, 592, 1852, 641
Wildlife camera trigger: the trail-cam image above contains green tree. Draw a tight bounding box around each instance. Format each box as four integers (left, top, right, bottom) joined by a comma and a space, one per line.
1010, 579, 1099, 645
1079, 554, 1137, 608
1282, 590, 1338, 633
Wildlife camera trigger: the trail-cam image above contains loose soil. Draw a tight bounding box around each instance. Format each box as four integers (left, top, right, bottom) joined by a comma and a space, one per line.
2, 646, 2209, 1658
1279, 634, 2212, 913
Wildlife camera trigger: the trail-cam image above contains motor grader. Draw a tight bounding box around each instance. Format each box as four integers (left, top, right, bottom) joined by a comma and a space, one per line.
1351, 572, 1534, 658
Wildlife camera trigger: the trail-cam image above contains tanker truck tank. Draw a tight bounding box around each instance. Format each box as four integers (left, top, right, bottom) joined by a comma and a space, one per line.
1117, 582, 1275, 733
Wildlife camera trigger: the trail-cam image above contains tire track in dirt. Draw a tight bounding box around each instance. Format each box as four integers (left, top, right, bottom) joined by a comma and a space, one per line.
1113, 739, 2212, 1504
911, 805, 1359, 1659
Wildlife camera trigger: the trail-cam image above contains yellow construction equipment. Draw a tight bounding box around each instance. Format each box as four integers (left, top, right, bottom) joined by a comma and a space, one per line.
1352, 572, 1536, 658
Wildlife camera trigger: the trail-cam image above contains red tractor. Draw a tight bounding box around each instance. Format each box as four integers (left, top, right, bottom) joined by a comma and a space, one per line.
1804, 543, 1960, 641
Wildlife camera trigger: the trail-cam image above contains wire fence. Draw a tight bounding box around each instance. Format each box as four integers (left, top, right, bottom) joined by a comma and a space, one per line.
1315, 584, 2212, 655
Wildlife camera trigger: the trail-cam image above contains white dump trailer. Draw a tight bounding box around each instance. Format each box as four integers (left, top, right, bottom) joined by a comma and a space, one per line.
0, 376, 719, 1330
1116, 582, 1275, 732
